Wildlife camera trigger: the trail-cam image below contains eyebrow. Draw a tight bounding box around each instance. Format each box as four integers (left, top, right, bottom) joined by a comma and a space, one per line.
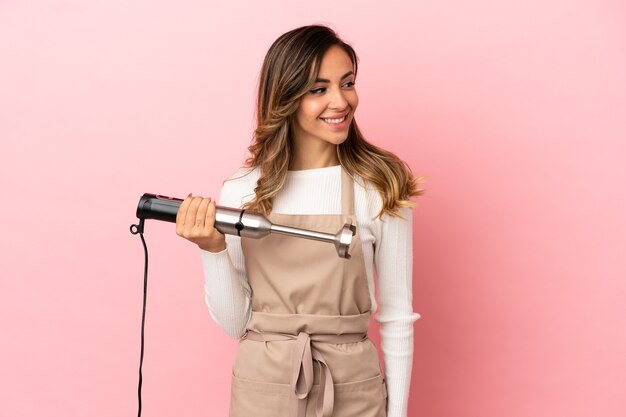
314, 71, 354, 83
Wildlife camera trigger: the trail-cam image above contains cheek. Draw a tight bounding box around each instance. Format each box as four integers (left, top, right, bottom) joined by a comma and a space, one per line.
299, 99, 324, 121
349, 91, 359, 109
294, 106, 310, 128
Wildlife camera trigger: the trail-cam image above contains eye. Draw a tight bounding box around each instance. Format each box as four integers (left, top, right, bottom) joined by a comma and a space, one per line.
343, 81, 356, 88
310, 87, 326, 94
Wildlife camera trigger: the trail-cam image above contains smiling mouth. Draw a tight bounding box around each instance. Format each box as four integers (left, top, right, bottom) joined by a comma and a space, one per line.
320, 113, 348, 124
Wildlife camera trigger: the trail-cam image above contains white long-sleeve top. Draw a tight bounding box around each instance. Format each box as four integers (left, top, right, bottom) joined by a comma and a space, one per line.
200, 164, 420, 417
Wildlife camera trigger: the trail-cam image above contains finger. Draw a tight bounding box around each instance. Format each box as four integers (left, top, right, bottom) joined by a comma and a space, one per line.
195, 198, 210, 228
185, 196, 204, 229
176, 194, 193, 230
203, 198, 216, 232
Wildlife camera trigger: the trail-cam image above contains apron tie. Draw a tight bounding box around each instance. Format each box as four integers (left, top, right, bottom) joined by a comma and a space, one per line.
242, 330, 367, 417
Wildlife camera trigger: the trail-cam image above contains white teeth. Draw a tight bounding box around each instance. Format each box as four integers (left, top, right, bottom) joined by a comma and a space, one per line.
321, 115, 346, 124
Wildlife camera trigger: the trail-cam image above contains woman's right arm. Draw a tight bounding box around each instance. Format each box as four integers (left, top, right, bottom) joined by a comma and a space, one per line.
200, 233, 252, 339
176, 182, 252, 339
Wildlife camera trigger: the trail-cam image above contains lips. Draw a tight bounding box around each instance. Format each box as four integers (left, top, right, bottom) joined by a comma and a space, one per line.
320, 112, 350, 125
320, 111, 349, 120
321, 116, 346, 125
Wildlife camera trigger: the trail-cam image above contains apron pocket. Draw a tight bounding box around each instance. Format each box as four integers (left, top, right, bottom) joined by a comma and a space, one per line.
229, 373, 290, 417
230, 373, 387, 417
332, 374, 387, 417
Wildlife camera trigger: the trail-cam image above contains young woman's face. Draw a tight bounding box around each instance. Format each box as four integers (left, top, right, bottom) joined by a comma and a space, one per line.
292, 44, 358, 147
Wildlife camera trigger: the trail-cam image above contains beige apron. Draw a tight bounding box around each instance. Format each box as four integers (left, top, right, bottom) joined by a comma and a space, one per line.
230, 166, 388, 417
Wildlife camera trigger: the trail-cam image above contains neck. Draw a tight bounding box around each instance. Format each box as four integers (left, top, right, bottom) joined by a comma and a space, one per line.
289, 143, 339, 171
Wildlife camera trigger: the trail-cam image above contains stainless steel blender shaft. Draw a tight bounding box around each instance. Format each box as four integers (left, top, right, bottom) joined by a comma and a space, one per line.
215, 205, 356, 259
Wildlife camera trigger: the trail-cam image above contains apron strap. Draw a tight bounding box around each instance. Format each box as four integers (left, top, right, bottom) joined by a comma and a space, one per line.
340, 166, 355, 216
242, 330, 367, 417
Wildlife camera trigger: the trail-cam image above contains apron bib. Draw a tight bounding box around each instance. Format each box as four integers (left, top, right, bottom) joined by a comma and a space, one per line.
229, 166, 388, 417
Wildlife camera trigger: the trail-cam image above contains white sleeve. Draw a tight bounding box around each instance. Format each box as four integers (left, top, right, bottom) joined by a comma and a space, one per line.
199, 180, 252, 339
373, 206, 421, 417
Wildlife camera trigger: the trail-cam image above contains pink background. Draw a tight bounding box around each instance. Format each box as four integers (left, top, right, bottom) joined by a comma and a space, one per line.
1, 1, 625, 416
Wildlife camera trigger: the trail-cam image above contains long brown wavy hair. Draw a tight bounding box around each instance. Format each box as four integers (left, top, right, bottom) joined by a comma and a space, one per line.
233, 24, 425, 220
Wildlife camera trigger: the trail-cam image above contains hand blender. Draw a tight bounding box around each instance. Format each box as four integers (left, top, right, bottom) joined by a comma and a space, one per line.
131, 193, 356, 259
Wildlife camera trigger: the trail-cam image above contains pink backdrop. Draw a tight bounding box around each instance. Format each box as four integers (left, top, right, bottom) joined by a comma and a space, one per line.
1, 1, 625, 416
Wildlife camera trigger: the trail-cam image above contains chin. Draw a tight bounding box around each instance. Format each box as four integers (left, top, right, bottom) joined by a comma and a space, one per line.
328, 135, 349, 145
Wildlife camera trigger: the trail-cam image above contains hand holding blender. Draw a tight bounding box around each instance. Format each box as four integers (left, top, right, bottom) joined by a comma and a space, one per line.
175, 193, 226, 253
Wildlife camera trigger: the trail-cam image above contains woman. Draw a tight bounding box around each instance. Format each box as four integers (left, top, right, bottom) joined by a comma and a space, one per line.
176, 24, 424, 417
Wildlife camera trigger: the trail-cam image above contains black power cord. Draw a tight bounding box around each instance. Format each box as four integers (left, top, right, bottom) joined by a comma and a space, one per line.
130, 219, 148, 417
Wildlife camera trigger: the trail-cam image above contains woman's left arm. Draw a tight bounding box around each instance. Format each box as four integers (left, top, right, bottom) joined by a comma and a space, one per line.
373, 206, 421, 417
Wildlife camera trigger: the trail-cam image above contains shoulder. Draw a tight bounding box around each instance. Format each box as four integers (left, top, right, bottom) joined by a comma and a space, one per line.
352, 173, 383, 222
352, 173, 411, 223
224, 165, 259, 183
218, 166, 260, 207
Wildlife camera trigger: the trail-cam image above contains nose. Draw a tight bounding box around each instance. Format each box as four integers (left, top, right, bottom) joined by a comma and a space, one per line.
328, 85, 349, 110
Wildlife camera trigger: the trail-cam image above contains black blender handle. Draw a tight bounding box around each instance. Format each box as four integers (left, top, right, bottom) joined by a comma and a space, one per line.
136, 193, 184, 223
